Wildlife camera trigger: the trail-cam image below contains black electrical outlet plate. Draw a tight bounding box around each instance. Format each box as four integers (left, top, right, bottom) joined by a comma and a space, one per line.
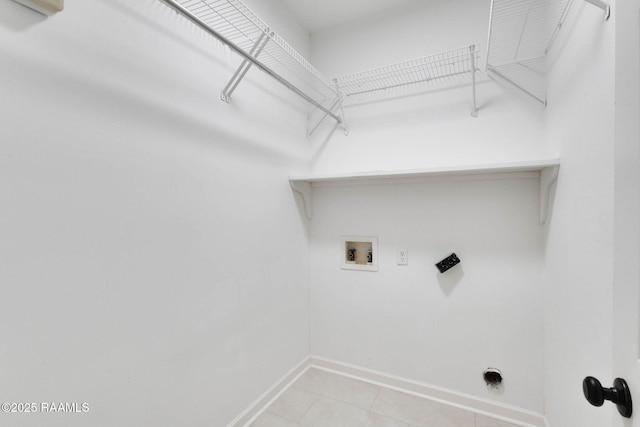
435, 253, 460, 273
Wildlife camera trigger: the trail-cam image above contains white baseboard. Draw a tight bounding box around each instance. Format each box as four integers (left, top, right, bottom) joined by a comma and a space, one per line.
309, 356, 547, 427
226, 356, 311, 427
228, 355, 548, 427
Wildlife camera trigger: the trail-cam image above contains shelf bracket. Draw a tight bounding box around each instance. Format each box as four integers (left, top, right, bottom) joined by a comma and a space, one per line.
307, 79, 347, 137
307, 98, 342, 137
470, 45, 478, 117
221, 31, 271, 103
487, 66, 547, 106
335, 80, 349, 136
307, 84, 347, 138
159, 0, 350, 127
584, 0, 611, 21
540, 165, 559, 224
290, 180, 312, 220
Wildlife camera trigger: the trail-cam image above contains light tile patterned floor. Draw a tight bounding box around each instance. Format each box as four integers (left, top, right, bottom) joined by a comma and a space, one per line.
250, 368, 520, 427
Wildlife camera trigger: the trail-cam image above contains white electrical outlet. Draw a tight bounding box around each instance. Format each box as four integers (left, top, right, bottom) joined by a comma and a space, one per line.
397, 248, 408, 265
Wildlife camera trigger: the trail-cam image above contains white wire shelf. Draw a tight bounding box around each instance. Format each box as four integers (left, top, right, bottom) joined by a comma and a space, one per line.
335, 46, 481, 107
486, 0, 573, 104
160, 1, 490, 131
160, 0, 339, 120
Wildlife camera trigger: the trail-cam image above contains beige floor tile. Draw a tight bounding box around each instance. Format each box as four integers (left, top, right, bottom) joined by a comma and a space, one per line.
251, 411, 302, 427
294, 368, 381, 409
300, 396, 410, 427
370, 388, 474, 427
475, 414, 520, 427
267, 387, 319, 422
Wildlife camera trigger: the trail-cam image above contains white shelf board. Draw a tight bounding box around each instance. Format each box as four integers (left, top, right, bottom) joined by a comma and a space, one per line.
289, 159, 560, 223
290, 159, 560, 184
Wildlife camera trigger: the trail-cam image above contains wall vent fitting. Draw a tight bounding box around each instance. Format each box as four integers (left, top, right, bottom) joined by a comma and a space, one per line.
483, 368, 503, 388
435, 253, 460, 273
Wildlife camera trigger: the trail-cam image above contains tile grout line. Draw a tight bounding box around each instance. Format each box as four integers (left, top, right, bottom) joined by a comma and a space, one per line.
319, 391, 416, 427
309, 359, 538, 427
240, 361, 312, 427
255, 365, 522, 427
368, 386, 382, 411
293, 388, 321, 426
366, 384, 415, 427
305, 366, 451, 427
305, 392, 412, 427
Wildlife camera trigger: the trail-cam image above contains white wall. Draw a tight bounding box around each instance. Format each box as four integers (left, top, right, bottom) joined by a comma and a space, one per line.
3, 1, 632, 425
0, 1, 311, 425
309, 177, 545, 411
307, 82, 548, 174
543, 2, 616, 426
304, 0, 550, 414
310, 0, 491, 77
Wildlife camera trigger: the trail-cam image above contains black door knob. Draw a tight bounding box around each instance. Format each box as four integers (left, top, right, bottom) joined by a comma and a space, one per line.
583, 376, 632, 418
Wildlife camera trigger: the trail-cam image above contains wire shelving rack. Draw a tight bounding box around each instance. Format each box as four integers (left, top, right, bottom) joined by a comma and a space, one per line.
335, 45, 481, 116
486, 0, 610, 104
160, 1, 494, 134
160, 0, 341, 124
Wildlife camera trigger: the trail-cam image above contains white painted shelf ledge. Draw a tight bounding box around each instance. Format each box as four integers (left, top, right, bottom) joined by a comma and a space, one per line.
289, 159, 560, 223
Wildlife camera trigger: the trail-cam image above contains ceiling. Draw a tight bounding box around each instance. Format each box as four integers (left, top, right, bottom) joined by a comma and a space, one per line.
279, 0, 420, 34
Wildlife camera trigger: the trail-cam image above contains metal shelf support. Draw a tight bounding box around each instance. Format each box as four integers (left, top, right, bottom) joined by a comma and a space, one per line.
307, 81, 349, 137
221, 31, 270, 103
336, 82, 349, 136
540, 164, 559, 224
290, 181, 313, 220
307, 97, 342, 137
487, 66, 547, 105
159, 0, 341, 124
470, 45, 478, 117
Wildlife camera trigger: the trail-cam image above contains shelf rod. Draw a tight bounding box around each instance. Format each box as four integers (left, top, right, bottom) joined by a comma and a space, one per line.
335, 80, 349, 136
160, 0, 341, 123
485, 0, 496, 73
307, 98, 341, 137
583, 0, 610, 20
221, 31, 269, 103
487, 66, 546, 105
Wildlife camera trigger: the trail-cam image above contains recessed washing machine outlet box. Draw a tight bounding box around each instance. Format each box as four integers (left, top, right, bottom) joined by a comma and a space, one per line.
341, 236, 378, 271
